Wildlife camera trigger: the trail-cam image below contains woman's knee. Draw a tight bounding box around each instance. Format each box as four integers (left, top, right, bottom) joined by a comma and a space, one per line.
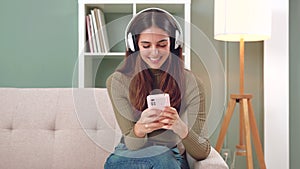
104, 154, 152, 169
104, 146, 181, 169
147, 149, 181, 169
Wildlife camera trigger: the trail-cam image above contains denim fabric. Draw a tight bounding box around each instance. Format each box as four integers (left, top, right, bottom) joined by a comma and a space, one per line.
104, 143, 190, 169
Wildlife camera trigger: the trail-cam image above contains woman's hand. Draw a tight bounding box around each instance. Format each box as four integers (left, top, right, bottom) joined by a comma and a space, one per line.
134, 108, 164, 137
159, 106, 188, 139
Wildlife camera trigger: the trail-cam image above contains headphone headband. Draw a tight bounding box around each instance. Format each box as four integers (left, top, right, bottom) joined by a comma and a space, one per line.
125, 7, 183, 52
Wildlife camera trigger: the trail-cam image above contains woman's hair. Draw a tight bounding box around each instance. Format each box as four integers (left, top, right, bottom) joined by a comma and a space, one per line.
118, 8, 185, 113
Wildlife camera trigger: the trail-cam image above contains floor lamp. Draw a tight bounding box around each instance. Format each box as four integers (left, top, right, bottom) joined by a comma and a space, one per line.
214, 0, 271, 169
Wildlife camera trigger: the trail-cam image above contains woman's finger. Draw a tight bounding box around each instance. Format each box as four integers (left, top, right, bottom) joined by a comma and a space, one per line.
144, 122, 164, 132
159, 118, 175, 124
162, 106, 177, 113
160, 112, 175, 120
142, 108, 162, 118
140, 108, 162, 123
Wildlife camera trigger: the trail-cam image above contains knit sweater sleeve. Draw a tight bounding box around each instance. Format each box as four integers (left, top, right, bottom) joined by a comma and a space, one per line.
106, 72, 147, 150
181, 72, 211, 160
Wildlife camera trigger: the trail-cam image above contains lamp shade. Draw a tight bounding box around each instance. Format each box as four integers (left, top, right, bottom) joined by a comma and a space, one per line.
214, 0, 271, 42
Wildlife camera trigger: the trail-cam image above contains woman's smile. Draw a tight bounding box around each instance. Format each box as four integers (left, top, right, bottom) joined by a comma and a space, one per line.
148, 56, 162, 64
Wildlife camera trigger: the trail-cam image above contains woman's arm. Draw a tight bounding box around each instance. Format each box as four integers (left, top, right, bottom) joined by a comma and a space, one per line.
181, 73, 211, 160
106, 73, 147, 150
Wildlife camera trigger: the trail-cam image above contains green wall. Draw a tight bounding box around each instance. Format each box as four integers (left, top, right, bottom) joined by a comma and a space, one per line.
0, 0, 297, 168
290, 0, 299, 168
0, 0, 77, 87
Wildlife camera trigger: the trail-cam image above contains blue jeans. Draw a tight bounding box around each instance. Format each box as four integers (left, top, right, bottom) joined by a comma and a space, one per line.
104, 143, 190, 169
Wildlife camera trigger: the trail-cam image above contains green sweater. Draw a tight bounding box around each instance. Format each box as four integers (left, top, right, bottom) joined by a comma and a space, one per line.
106, 69, 210, 160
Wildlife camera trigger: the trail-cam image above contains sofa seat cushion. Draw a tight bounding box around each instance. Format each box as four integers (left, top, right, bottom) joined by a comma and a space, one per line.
0, 88, 120, 169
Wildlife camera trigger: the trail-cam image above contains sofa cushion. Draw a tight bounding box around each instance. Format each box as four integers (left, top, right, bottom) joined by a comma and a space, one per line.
0, 88, 121, 169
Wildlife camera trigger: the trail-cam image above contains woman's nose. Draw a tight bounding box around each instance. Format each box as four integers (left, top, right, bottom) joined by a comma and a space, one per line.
150, 46, 159, 56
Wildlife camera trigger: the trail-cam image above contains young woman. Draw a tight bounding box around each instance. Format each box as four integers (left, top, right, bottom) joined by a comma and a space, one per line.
104, 8, 210, 169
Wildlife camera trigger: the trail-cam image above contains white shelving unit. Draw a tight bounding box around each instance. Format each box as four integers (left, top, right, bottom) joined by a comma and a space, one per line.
78, 0, 191, 88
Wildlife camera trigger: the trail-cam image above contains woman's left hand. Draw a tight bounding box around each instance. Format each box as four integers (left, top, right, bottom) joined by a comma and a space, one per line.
159, 106, 188, 139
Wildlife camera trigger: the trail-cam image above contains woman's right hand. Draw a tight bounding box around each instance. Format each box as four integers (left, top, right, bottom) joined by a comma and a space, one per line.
134, 108, 164, 137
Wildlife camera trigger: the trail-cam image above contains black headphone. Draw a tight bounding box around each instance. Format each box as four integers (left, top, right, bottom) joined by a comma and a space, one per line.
125, 8, 183, 52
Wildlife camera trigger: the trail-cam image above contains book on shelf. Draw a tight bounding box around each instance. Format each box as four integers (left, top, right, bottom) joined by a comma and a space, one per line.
95, 8, 110, 53
93, 8, 105, 53
88, 14, 97, 53
85, 8, 110, 53
90, 9, 101, 53
86, 15, 94, 53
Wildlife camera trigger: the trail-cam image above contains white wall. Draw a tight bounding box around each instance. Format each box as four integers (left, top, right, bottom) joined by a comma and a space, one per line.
264, 0, 289, 168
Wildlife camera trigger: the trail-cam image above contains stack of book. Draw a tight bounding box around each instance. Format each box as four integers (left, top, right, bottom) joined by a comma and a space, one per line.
86, 8, 109, 53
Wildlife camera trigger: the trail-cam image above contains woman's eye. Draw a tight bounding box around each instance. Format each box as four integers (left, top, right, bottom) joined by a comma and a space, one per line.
142, 45, 150, 49
158, 44, 167, 48
157, 41, 168, 48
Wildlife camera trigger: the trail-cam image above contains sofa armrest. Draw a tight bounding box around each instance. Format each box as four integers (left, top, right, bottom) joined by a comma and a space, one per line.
187, 147, 229, 169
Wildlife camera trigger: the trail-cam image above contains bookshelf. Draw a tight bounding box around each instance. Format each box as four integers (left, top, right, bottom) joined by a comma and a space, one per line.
78, 0, 191, 88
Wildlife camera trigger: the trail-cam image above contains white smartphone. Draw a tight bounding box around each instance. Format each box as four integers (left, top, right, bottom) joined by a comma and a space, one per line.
146, 93, 170, 110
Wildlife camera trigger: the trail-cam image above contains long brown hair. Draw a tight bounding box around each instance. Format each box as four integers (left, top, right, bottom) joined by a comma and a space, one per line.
118, 9, 185, 113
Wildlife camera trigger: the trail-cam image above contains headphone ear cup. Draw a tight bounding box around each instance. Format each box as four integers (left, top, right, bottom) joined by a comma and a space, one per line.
127, 32, 135, 52
174, 30, 182, 49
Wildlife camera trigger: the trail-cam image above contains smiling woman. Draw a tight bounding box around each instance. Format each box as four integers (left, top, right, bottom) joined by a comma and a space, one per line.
104, 8, 210, 169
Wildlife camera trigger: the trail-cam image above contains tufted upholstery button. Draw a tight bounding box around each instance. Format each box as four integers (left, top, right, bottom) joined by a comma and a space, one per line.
7, 124, 14, 131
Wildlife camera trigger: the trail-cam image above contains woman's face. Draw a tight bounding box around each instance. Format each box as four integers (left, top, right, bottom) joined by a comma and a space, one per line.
138, 26, 170, 69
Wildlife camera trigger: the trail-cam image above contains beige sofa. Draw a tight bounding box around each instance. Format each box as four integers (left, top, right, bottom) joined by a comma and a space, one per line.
0, 88, 228, 169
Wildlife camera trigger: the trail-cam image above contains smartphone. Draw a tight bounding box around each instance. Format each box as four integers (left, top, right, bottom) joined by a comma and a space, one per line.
146, 93, 170, 110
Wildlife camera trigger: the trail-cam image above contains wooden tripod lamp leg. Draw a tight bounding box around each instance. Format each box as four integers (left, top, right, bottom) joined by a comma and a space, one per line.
239, 99, 245, 150
215, 98, 237, 152
248, 100, 267, 169
242, 99, 254, 169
